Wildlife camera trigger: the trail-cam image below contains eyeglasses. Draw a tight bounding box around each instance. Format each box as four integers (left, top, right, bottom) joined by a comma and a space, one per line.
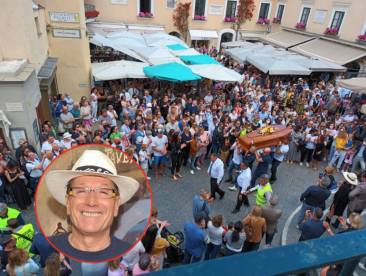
68, 187, 118, 199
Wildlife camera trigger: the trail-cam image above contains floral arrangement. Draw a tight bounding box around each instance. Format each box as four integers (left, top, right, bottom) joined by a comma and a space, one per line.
325, 27, 339, 35
259, 126, 275, 136
358, 34, 366, 41
224, 16, 236, 22
257, 18, 270, 25
194, 15, 206, 21
295, 22, 306, 29
139, 12, 153, 17
272, 17, 281, 24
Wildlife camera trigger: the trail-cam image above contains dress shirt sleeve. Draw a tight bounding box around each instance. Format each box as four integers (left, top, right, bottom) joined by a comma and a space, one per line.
217, 162, 224, 183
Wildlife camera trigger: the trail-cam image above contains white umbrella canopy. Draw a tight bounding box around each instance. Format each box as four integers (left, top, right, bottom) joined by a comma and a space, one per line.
132, 46, 180, 65
171, 48, 201, 56
225, 45, 261, 63
247, 55, 311, 75
91, 60, 148, 81
286, 55, 346, 72
189, 64, 243, 82
338, 78, 366, 94
221, 41, 254, 48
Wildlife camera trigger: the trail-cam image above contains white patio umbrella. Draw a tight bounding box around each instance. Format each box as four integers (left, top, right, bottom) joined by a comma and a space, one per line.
247, 55, 311, 75
189, 64, 243, 82
286, 55, 346, 72
225, 45, 261, 63
91, 60, 148, 81
338, 78, 366, 94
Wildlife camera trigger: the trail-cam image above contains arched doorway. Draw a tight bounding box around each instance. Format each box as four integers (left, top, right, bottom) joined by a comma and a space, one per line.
169, 31, 181, 38
344, 61, 360, 78
220, 32, 234, 46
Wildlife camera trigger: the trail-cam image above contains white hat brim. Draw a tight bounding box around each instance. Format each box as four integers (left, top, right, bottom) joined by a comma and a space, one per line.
45, 170, 140, 206
342, 172, 359, 186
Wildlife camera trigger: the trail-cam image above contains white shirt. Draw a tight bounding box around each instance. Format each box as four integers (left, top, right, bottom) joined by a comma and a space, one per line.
273, 144, 289, 162
207, 158, 224, 183
152, 135, 168, 157
231, 143, 242, 165
237, 167, 252, 193
26, 158, 43, 178
41, 140, 60, 154
207, 221, 225, 245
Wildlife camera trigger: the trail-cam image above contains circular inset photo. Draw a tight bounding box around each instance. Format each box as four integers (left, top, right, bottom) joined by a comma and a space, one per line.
35, 144, 152, 263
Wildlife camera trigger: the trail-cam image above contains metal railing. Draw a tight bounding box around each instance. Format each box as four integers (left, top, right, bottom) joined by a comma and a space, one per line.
152, 229, 366, 276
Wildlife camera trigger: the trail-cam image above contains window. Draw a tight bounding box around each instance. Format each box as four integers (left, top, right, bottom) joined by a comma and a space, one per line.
194, 0, 206, 16
167, 0, 175, 9
300, 7, 311, 25
226, 0, 237, 18
258, 3, 270, 19
140, 0, 151, 13
276, 4, 285, 21
330, 11, 345, 30
34, 17, 42, 36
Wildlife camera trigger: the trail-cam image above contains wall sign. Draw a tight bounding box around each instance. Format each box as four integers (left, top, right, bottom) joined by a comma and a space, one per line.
49, 12, 80, 23
111, 0, 128, 4
6, 102, 24, 112
10, 128, 27, 149
313, 9, 327, 24
208, 5, 224, 15
52, 28, 81, 39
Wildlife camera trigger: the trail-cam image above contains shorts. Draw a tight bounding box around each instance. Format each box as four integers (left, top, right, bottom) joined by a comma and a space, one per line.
153, 155, 168, 166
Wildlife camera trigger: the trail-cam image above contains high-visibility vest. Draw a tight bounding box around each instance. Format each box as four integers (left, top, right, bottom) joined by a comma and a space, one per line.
12, 224, 35, 254
256, 183, 273, 206
0, 207, 20, 228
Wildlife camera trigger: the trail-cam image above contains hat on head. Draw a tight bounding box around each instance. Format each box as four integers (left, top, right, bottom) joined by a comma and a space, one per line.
0, 203, 7, 213
157, 128, 164, 134
260, 174, 270, 180
63, 132, 72, 139
342, 172, 359, 186
45, 150, 139, 206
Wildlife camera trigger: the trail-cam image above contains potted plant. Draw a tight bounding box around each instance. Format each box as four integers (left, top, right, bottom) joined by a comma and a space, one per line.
194, 15, 206, 21
224, 16, 236, 22
295, 22, 306, 29
357, 34, 366, 44
272, 17, 281, 24
139, 12, 153, 18
324, 27, 339, 36
257, 18, 270, 25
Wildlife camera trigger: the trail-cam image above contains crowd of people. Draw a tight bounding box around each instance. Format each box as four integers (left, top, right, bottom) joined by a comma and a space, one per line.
0, 46, 365, 275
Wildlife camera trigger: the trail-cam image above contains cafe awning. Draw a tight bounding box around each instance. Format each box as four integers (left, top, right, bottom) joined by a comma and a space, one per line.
263, 30, 315, 49
189, 29, 218, 40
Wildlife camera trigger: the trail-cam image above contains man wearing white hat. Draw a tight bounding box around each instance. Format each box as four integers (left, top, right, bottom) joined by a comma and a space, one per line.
46, 150, 139, 262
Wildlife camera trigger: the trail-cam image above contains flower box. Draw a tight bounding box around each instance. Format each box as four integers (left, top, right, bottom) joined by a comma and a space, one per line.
224, 17, 236, 23
295, 22, 306, 29
194, 15, 206, 21
272, 17, 281, 24
256, 18, 270, 25
324, 27, 339, 35
357, 34, 366, 41
138, 12, 153, 18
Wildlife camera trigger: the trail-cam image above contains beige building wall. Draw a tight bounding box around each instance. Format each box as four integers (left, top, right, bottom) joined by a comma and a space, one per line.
39, 0, 91, 101
0, 0, 48, 71
85, 0, 283, 46
281, 0, 366, 43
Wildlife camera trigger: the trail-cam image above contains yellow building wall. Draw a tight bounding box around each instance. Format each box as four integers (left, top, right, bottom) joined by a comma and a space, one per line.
84, 0, 283, 45
281, 0, 365, 43
0, 0, 48, 71
40, 0, 91, 101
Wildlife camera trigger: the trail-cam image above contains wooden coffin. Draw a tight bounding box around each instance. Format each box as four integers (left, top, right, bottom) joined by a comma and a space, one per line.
239, 125, 292, 151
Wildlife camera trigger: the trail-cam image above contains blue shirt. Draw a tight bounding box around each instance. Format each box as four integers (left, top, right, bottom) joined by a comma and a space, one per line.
30, 233, 56, 267
192, 195, 210, 220
299, 219, 326, 241
184, 222, 206, 257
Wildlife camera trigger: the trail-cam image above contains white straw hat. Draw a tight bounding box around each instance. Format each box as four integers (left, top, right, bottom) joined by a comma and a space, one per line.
342, 172, 359, 186
45, 150, 139, 206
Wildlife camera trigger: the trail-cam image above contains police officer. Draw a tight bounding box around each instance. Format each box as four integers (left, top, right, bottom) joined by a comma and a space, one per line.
0, 203, 25, 230
246, 174, 273, 206
7, 219, 34, 254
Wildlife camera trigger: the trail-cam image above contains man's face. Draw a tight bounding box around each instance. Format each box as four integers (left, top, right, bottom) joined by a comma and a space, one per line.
66, 176, 120, 236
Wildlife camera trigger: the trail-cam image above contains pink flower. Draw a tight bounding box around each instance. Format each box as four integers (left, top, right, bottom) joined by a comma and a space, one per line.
296, 22, 306, 29
325, 27, 338, 35
358, 34, 366, 41
139, 12, 145, 17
